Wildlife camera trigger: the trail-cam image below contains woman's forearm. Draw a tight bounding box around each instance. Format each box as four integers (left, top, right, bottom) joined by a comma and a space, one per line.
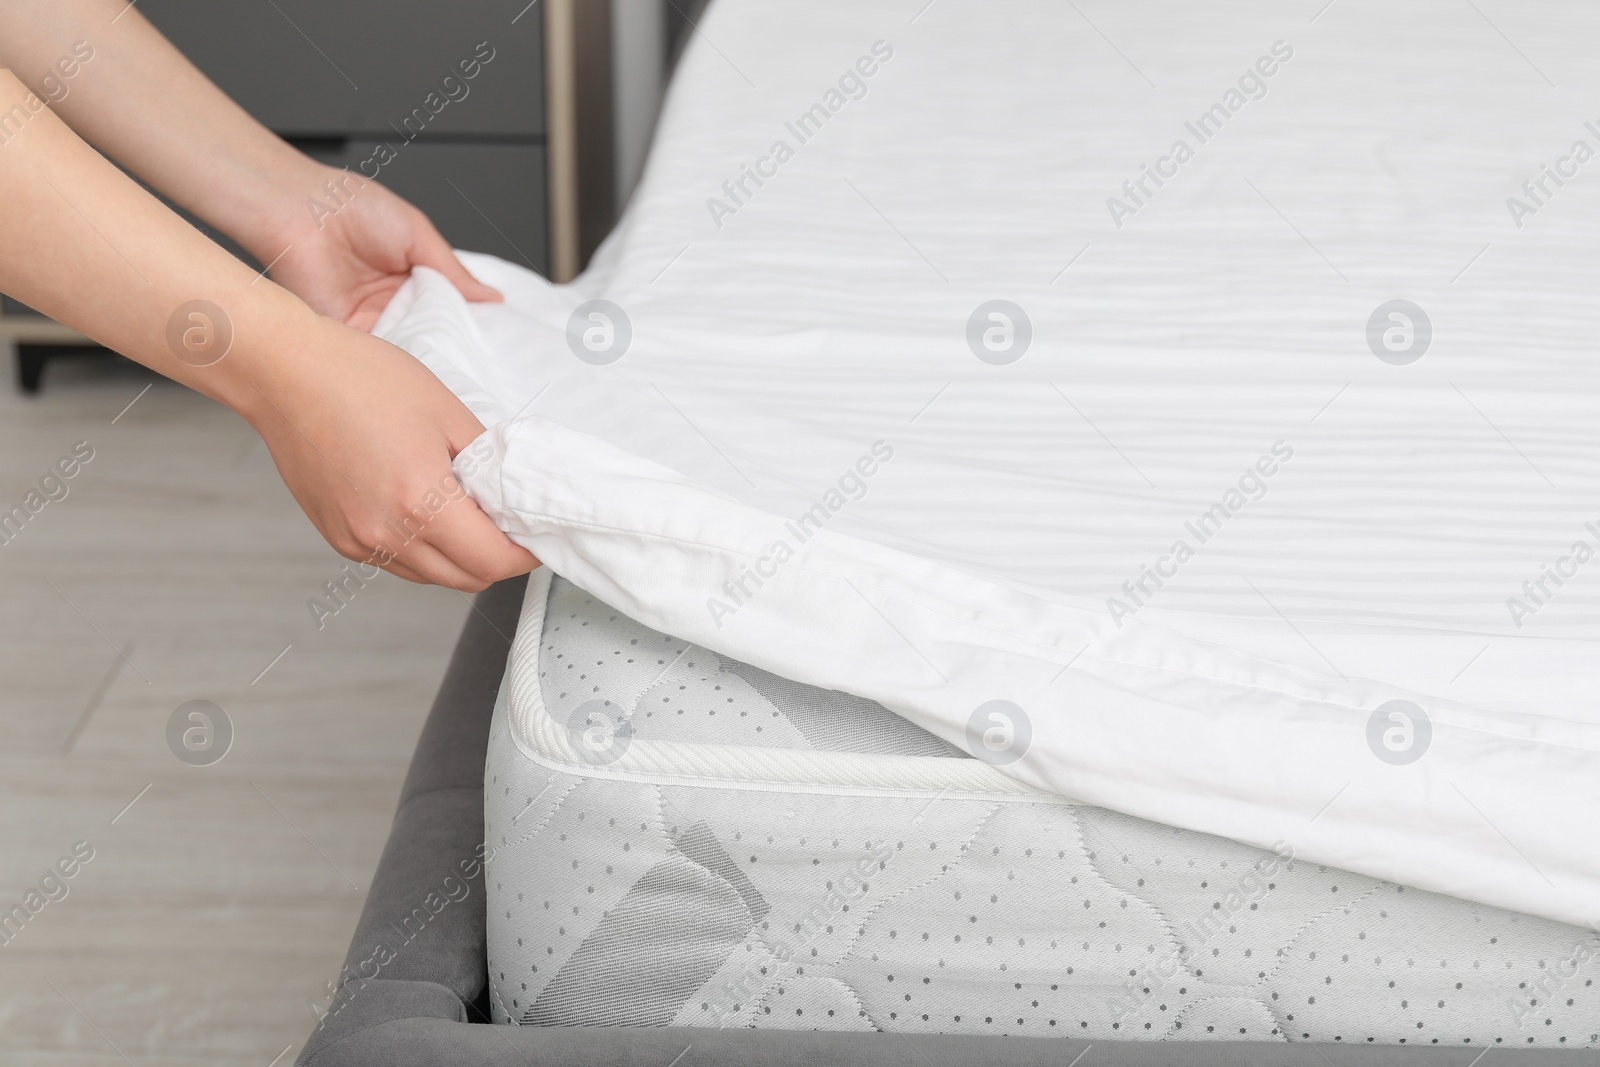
0, 0, 323, 264
0, 68, 536, 590
0, 0, 501, 329
0, 68, 321, 421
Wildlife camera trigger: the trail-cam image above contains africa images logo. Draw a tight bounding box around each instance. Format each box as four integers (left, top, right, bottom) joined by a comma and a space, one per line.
705, 442, 894, 627
704, 41, 895, 229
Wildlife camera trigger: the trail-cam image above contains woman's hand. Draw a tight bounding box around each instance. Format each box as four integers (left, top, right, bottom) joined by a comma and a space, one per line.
247, 316, 536, 590
0, 15, 536, 591
236, 169, 534, 589
250, 163, 502, 331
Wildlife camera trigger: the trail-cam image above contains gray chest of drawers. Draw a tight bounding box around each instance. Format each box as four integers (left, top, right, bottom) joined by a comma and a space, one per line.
140, 0, 550, 275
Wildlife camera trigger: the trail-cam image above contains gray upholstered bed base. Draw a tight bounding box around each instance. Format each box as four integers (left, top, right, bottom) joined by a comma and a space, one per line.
294, 575, 1594, 1067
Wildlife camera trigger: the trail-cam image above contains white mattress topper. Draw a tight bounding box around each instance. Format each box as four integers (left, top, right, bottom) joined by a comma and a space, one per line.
377, 0, 1600, 929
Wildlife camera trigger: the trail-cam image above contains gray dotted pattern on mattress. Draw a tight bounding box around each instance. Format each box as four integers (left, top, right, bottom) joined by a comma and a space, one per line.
484, 578, 1599, 1047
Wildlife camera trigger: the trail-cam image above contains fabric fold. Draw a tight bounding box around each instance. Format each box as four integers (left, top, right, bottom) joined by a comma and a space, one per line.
449, 411, 1600, 931
375, 264, 1600, 930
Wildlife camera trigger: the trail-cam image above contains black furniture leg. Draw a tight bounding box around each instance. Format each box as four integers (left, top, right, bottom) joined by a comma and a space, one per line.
16, 345, 49, 394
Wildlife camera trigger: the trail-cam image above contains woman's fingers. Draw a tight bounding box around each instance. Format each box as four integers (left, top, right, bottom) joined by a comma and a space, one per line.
417, 488, 539, 586
246, 320, 535, 593
410, 224, 503, 304
386, 535, 495, 592
259, 167, 502, 330
377, 557, 431, 585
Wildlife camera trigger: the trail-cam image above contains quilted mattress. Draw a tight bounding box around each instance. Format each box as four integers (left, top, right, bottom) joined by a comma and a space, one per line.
483, 570, 1599, 1047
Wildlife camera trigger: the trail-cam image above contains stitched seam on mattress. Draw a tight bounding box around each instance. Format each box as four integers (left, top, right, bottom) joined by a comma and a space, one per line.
830, 804, 1000, 971
1251, 989, 1291, 1042
626, 636, 720, 727
499, 776, 584, 852
1163, 994, 1285, 1042
486, 775, 594, 1013
653, 779, 771, 933
642, 782, 779, 1022
710, 932, 784, 1027
528, 765, 1055, 802
1255, 876, 1391, 990
643, 780, 676, 878
1068, 809, 1202, 989
835, 977, 879, 1032
749, 971, 878, 1032
489, 967, 519, 1024
740, 806, 1001, 1032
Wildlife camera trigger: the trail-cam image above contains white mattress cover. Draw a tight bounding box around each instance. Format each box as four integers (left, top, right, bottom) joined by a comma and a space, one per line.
376, 0, 1600, 929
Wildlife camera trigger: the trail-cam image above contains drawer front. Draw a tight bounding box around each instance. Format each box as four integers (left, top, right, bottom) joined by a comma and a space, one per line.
138, 1, 544, 137
322, 142, 549, 276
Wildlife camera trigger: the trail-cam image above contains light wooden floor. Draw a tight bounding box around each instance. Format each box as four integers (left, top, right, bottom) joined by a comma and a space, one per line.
0, 349, 472, 1066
